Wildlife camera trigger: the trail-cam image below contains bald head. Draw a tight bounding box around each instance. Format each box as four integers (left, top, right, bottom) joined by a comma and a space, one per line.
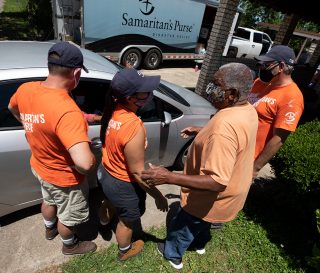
215, 63, 253, 100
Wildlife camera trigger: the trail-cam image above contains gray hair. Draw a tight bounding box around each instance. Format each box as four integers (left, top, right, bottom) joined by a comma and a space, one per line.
218, 63, 253, 100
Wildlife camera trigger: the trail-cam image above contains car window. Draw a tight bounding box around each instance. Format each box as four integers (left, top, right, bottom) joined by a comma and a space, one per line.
137, 96, 182, 122
253, 32, 263, 43
0, 78, 45, 129
71, 79, 110, 124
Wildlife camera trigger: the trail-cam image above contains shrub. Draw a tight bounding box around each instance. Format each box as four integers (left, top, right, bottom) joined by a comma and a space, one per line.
27, 0, 53, 40
270, 120, 320, 192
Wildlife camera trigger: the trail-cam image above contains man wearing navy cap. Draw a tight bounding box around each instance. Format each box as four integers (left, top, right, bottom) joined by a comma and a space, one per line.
248, 45, 304, 178
8, 41, 97, 255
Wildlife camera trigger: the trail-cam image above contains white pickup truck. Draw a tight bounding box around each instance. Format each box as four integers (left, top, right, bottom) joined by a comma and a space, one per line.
227, 27, 273, 59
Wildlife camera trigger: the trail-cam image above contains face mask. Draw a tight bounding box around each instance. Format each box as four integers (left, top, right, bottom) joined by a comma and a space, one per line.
258, 63, 280, 83
134, 92, 153, 108
205, 82, 226, 104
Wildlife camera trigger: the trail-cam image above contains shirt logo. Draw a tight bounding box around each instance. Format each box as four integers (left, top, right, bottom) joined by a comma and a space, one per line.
285, 112, 296, 124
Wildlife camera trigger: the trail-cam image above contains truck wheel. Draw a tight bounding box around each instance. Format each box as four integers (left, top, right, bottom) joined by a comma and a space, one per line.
122, 49, 142, 69
227, 47, 238, 58
143, 49, 162, 70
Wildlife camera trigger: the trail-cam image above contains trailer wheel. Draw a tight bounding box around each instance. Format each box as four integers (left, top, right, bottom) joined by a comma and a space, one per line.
122, 49, 142, 69
143, 49, 162, 70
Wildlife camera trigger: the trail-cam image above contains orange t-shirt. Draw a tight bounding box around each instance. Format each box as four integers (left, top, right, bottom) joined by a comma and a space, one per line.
102, 104, 146, 182
9, 81, 90, 187
181, 103, 258, 223
248, 79, 304, 159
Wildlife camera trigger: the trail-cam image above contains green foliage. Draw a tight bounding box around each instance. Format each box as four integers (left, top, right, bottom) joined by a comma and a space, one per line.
306, 209, 320, 272
56, 212, 305, 273
239, 0, 283, 29
27, 0, 53, 40
271, 120, 320, 192
3, 0, 28, 12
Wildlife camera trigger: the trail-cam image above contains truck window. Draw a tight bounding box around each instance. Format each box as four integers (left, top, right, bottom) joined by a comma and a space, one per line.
234, 28, 250, 41
253, 32, 263, 44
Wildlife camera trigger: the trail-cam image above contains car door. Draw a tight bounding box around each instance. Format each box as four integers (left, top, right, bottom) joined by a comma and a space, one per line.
71, 78, 109, 189
0, 78, 44, 217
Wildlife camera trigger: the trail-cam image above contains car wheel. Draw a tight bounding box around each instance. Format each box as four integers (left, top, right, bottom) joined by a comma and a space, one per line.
173, 141, 192, 171
122, 48, 142, 69
143, 49, 162, 70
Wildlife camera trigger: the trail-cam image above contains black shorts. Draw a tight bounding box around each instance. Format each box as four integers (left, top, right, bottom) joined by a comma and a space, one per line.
97, 164, 146, 222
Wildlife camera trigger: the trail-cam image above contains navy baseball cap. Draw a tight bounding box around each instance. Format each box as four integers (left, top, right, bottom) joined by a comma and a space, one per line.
111, 68, 160, 99
255, 45, 296, 65
48, 42, 88, 73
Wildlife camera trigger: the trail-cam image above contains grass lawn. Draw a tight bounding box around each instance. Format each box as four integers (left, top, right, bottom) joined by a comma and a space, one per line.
43, 178, 316, 273
0, 0, 32, 40
2, 0, 28, 12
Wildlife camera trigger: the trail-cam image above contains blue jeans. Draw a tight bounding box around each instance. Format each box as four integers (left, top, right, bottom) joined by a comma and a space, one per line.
164, 206, 211, 261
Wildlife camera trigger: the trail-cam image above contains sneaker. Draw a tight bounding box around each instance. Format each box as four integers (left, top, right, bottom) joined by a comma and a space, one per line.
157, 242, 183, 270
195, 248, 206, 255
45, 224, 58, 240
62, 239, 97, 255
118, 240, 144, 261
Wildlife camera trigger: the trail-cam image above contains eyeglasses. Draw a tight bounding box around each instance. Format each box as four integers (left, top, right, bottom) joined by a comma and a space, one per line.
132, 93, 151, 101
257, 62, 280, 70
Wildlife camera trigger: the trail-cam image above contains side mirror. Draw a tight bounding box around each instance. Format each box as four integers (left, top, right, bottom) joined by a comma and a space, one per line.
161, 111, 172, 127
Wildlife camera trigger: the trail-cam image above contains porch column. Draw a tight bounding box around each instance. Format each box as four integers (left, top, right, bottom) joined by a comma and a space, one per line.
195, 0, 239, 96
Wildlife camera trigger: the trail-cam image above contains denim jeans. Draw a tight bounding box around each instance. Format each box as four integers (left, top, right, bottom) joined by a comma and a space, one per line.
164, 206, 211, 261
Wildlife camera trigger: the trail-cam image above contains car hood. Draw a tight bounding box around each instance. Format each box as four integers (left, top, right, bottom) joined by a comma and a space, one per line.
160, 80, 217, 115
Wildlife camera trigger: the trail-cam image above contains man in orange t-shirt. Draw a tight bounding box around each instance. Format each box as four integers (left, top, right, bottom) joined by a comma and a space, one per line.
248, 45, 304, 178
141, 63, 258, 270
8, 42, 97, 255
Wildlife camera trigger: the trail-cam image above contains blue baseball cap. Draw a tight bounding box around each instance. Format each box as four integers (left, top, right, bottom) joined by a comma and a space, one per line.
111, 68, 160, 99
48, 42, 88, 73
255, 45, 296, 66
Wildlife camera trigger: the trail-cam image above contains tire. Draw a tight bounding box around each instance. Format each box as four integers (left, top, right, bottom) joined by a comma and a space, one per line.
122, 48, 142, 69
227, 46, 238, 58
173, 141, 192, 171
143, 49, 162, 70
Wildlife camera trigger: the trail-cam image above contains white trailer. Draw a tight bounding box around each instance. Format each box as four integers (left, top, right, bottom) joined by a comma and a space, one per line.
52, 0, 242, 69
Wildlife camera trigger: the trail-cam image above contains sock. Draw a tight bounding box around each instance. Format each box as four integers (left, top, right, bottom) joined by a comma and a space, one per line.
43, 218, 57, 229
119, 244, 131, 253
62, 236, 75, 246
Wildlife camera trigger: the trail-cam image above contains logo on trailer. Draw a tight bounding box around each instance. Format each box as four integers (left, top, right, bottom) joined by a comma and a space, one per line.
139, 0, 155, 15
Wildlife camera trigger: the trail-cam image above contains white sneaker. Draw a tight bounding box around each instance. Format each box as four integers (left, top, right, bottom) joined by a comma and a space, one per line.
169, 260, 183, 270
196, 248, 206, 255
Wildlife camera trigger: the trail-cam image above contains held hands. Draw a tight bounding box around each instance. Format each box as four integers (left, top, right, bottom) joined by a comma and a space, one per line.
155, 194, 168, 212
180, 126, 201, 139
141, 163, 170, 186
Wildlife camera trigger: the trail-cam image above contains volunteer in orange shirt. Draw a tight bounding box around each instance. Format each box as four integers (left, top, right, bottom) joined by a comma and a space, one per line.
97, 68, 168, 262
248, 45, 304, 178
8, 42, 97, 255
141, 63, 258, 270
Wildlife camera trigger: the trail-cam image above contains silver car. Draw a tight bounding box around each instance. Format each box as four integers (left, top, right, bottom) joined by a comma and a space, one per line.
0, 41, 216, 217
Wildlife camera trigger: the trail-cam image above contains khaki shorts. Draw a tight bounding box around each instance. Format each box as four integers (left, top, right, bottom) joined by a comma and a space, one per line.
32, 168, 89, 227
